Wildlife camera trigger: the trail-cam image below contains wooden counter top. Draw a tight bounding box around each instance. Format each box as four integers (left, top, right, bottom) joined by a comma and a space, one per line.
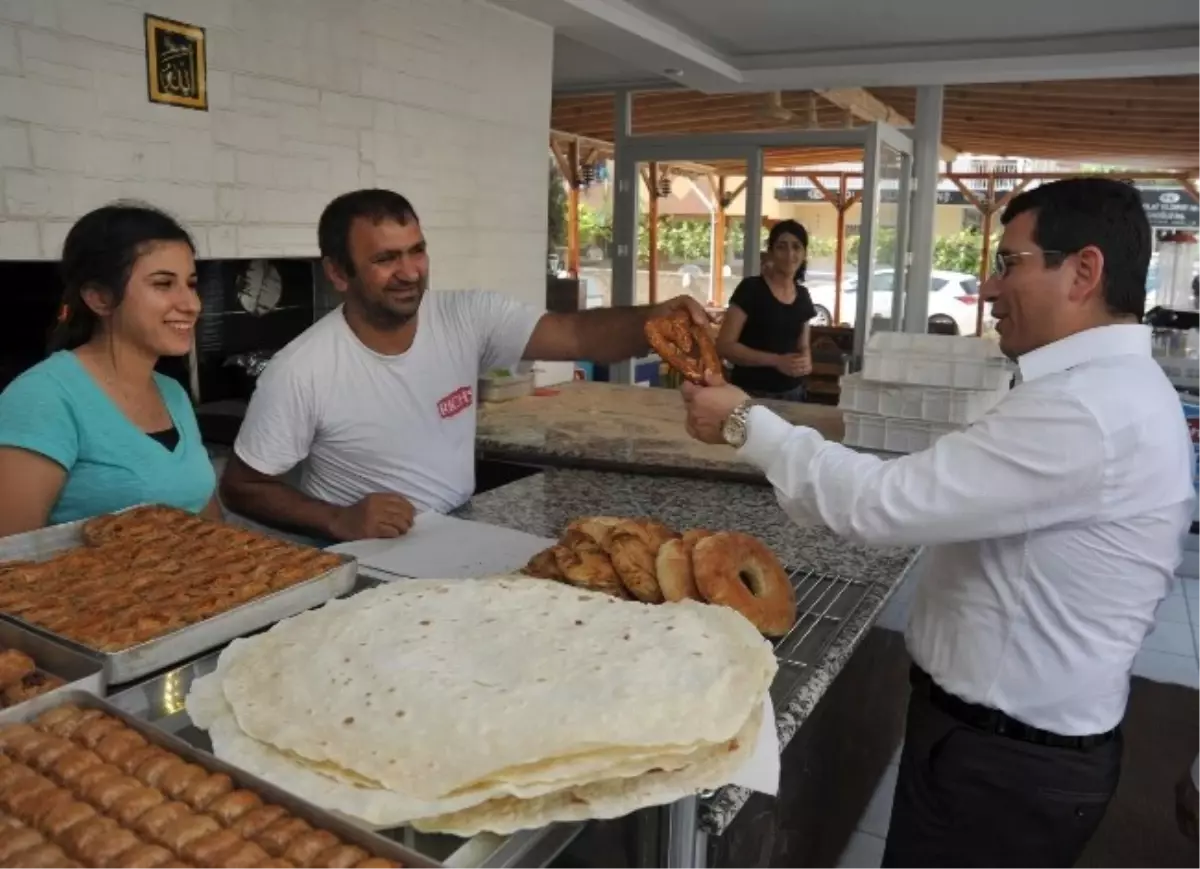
476, 381, 845, 480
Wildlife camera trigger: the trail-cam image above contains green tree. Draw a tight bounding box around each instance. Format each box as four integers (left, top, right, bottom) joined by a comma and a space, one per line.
932, 229, 1000, 275
840, 227, 999, 276
844, 227, 896, 267
577, 204, 612, 249
806, 236, 836, 258
568, 206, 753, 268
547, 159, 567, 251
637, 218, 749, 266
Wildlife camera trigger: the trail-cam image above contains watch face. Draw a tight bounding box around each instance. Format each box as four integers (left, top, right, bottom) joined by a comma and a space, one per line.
722, 415, 747, 446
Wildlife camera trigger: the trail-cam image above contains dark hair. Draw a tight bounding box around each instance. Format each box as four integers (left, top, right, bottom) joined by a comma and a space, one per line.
50, 202, 194, 352
1000, 178, 1150, 318
767, 219, 810, 283
318, 189, 420, 277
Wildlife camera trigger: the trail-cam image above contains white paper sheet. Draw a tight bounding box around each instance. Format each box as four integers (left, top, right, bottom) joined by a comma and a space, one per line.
328, 512, 555, 579
727, 696, 780, 795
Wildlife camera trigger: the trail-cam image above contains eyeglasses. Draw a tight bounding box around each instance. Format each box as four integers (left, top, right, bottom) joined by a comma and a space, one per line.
993, 249, 1070, 278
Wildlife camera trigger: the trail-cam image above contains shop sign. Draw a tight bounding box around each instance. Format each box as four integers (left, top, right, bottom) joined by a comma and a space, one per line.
1141, 187, 1200, 229
776, 186, 983, 207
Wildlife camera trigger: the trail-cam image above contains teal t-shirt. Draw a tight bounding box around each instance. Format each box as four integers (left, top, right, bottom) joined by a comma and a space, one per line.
0, 351, 216, 526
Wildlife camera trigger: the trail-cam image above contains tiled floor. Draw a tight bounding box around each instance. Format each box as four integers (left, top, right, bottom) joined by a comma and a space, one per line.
836, 742, 902, 868
837, 572, 1200, 868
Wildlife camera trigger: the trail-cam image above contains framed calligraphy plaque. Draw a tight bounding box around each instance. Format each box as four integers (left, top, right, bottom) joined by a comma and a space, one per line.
145, 14, 207, 111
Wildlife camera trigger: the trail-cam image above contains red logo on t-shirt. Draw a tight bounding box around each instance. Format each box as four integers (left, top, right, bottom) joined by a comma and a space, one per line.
437, 386, 474, 419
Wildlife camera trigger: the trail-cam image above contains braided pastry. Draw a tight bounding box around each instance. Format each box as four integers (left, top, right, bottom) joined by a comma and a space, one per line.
600, 520, 679, 603
644, 309, 721, 384
550, 532, 627, 599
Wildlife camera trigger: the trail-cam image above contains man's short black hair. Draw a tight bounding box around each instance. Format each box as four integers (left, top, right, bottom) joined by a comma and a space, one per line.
1000, 178, 1150, 318
318, 189, 420, 277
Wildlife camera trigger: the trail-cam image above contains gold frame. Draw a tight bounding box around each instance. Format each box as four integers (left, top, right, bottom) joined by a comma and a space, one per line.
145, 14, 207, 111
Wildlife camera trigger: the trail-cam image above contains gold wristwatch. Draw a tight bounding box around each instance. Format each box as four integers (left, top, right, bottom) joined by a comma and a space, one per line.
721, 400, 754, 448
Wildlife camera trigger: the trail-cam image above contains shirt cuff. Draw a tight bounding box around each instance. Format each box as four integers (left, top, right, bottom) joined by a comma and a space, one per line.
736, 405, 797, 471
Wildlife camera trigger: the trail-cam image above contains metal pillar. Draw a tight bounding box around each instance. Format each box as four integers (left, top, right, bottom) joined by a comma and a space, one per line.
890, 153, 914, 329
902, 85, 944, 333
741, 148, 764, 284
853, 129, 881, 358
610, 90, 636, 384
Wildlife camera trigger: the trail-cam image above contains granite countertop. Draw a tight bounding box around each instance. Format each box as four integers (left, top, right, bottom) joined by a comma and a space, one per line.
476, 381, 847, 482
456, 467, 917, 836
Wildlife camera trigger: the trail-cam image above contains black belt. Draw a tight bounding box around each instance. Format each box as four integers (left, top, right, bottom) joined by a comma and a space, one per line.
911, 665, 1118, 750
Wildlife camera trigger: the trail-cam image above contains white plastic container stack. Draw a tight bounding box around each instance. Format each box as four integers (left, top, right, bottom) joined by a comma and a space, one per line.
841, 333, 1014, 453
861, 332, 1012, 390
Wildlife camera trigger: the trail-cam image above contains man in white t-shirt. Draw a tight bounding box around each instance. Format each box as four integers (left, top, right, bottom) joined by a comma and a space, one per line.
220, 188, 706, 542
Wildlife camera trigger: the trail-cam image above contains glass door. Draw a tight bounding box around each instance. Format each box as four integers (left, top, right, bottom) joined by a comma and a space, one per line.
852, 124, 914, 358
610, 122, 912, 381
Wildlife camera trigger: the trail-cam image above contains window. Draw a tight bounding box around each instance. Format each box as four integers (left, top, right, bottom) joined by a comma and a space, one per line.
961, 278, 979, 295
930, 278, 948, 292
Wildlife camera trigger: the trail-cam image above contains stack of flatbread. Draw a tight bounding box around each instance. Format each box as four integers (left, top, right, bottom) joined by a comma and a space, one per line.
186, 577, 776, 837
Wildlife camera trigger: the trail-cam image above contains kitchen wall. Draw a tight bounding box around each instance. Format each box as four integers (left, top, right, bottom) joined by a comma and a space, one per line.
0, 0, 553, 306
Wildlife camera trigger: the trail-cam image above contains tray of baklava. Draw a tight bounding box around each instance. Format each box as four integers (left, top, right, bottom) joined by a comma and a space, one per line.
0, 506, 357, 685
0, 690, 436, 868
0, 620, 104, 720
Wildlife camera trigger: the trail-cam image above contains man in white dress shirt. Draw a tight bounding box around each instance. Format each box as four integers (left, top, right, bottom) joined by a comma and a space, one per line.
682, 178, 1194, 867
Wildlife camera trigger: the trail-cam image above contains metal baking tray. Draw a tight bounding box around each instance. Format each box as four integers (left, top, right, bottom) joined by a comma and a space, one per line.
109, 652, 584, 869
0, 512, 358, 686
0, 689, 440, 867
0, 618, 105, 717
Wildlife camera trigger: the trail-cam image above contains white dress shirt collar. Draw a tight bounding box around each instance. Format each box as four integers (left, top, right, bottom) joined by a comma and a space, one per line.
1018, 323, 1151, 383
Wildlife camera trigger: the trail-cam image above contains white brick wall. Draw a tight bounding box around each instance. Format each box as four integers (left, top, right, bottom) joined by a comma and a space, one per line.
0, 0, 553, 306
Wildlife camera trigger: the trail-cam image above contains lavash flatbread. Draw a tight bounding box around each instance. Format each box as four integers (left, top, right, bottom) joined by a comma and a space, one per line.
188, 662, 763, 828
188, 641, 761, 828
409, 701, 764, 836
212, 578, 776, 802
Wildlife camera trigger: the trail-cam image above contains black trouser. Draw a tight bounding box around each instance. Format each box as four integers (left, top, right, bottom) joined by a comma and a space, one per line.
883, 667, 1123, 868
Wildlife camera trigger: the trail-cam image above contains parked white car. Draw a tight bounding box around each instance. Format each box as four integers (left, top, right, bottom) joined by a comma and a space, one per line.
807, 268, 988, 335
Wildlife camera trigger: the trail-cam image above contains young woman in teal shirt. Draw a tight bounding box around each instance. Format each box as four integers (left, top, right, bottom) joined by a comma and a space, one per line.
0, 203, 220, 535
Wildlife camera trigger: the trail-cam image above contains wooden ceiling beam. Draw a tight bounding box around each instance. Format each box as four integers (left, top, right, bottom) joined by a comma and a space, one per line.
945, 124, 1196, 142
946, 126, 1194, 140
965, 83, 1198, 101
874, 84, 1199, 106
548, 76, 1199, 170
946, 144, 1197, 163
815, 88, 957, 161
951, 111, 1197, 124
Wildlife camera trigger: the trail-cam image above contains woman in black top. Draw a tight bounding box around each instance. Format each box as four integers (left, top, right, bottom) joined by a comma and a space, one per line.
716, 219, 817, 401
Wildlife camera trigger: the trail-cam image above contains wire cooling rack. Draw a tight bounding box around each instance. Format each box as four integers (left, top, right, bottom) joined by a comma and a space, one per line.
768, 567, 877, 708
